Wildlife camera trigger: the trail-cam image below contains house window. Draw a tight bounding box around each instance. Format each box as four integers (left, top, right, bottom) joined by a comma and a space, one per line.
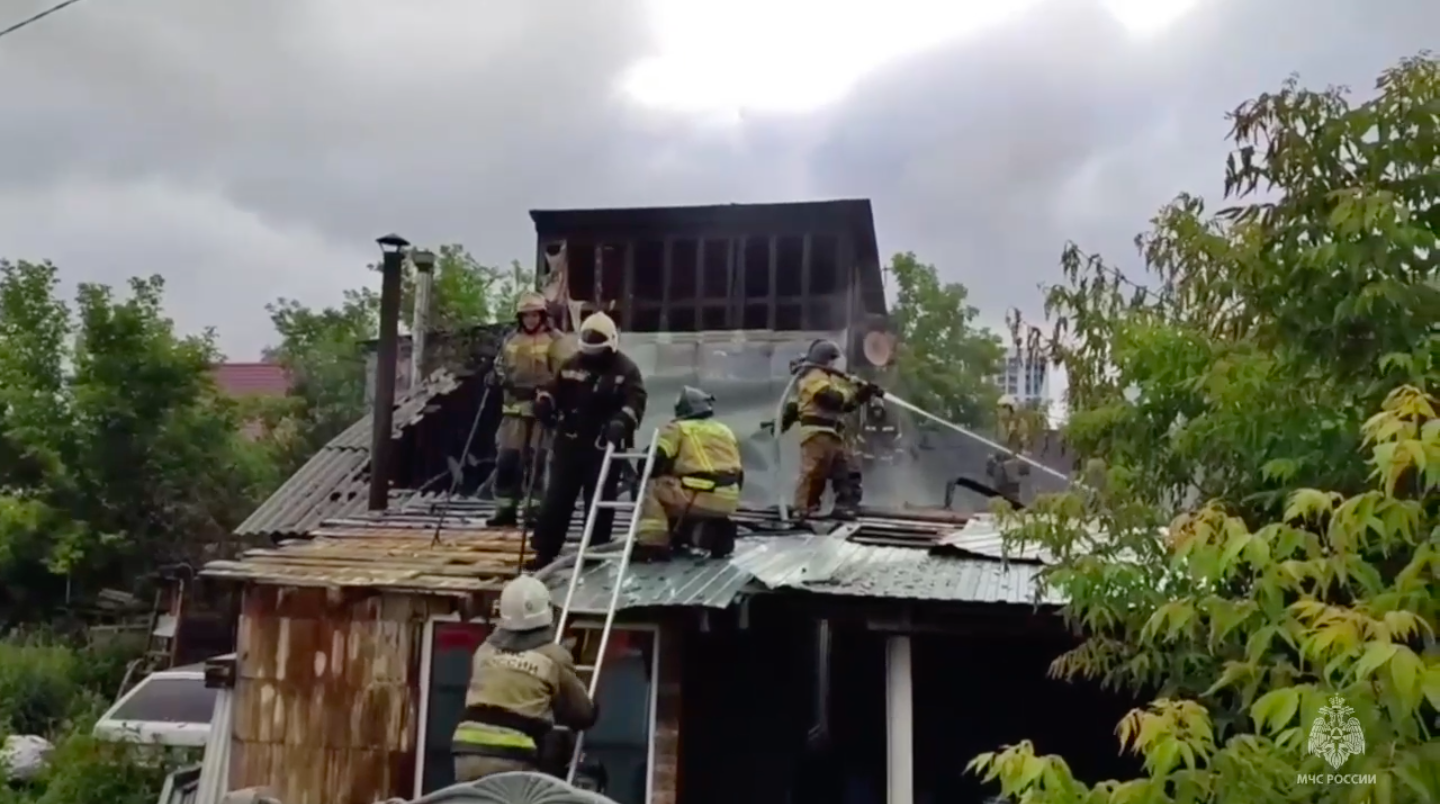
417, 620, 659, 804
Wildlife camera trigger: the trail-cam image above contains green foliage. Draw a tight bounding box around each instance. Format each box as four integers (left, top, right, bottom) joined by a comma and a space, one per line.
0, 261, 273, 616
0, 636, 170, 804
979, 53, 1440, 804
885, 251, 1007, 428
263, 245, 532, 467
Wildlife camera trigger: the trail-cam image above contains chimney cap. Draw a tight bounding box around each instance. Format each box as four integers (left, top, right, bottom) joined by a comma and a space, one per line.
411, 249, 437, 271
376, 233, 411, 252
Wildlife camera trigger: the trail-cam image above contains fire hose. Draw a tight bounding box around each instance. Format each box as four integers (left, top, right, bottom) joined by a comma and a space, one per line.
770, 363, 1072, 522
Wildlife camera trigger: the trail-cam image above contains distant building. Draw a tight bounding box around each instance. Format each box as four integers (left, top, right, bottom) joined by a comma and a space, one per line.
210, 362, 290, 439
996, 349, 1049, 406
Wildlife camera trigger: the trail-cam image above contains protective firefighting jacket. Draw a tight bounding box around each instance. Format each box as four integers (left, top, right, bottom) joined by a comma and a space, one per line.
653, 418, 744, 503
540, 350, 648, 444
452, 628, 596, 761
794, 366, 858, 441
498, 327, 561, 418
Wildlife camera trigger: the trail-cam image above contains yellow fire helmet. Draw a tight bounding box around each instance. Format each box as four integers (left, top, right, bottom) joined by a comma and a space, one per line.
578, 311, 619, 354
515, 291, 547, 316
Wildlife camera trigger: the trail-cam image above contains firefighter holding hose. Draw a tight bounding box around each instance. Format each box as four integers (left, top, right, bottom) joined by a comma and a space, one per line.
781, 339, 883, 520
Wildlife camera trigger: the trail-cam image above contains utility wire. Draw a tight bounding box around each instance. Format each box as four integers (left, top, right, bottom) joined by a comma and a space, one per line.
0, 0, 87, 41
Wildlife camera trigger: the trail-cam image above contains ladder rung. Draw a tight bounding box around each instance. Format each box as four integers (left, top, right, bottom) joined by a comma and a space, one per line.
593, 500, 635, 510
611, 452, 650, 460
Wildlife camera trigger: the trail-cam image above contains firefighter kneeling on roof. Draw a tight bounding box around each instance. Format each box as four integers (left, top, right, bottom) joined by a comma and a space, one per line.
634, 386, 743, 561
452, 576, 597, 783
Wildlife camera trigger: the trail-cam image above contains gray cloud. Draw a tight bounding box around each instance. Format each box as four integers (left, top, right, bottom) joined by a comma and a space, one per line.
0, 0, 1434, 359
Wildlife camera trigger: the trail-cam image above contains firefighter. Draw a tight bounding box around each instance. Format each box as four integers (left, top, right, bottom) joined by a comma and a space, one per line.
782, 339, 882, 520
986, 394, 1032, 499
528, 312, 647, 570
634, 386, 743, 561
487, 291, 562, 528
452, 575, 596, 782
549, 300, 602, 366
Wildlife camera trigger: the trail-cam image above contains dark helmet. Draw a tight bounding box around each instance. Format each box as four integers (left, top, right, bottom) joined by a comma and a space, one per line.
675, 386, 716, 420
805, 339, 843, 367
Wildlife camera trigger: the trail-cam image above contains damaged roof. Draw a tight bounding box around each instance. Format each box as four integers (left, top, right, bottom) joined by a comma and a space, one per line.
215, 490, 1060, 613
233, 371, 466, 539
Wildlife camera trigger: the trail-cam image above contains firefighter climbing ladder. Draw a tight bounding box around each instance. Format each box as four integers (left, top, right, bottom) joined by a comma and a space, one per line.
553, 429, 661, 785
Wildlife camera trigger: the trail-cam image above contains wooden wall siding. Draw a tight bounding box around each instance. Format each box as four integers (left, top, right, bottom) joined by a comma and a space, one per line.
539, 233, 855, 333
653, 619, 684, 804
230, 586, 453, 804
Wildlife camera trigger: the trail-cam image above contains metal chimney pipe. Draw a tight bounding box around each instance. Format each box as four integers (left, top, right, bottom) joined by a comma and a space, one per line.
370, 233, 410, 512
410, 250, 437, 390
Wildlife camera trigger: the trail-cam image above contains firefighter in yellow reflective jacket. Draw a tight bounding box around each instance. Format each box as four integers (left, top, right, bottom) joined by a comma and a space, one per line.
782, 339, 882, 520
487, 292, 563, 527
634, 387, 743, 561
453, 576, 596, 783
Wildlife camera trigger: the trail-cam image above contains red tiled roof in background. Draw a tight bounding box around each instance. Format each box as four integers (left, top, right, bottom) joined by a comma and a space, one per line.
211, 362, 291, 398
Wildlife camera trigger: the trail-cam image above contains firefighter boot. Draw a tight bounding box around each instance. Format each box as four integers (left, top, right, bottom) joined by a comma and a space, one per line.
631, 543, 673, 564
486, 506, 519, 528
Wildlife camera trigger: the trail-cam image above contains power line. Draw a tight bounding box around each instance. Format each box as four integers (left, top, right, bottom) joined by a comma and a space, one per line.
0, 0, 87, 42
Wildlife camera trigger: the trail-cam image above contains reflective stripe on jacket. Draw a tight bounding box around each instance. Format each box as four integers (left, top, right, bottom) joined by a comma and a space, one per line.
656, 418, 742, 499
500, 329, 561, 417
451, 629, 596, 758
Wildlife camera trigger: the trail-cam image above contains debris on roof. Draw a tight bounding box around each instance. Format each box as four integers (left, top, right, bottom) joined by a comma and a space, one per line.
202, 517, 530, 594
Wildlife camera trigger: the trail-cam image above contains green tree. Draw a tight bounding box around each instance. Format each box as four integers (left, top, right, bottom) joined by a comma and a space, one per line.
885, 251, 1007, 428
974, 54, 1440, 802
263, 245, 533, 465
0, 261, 274, 620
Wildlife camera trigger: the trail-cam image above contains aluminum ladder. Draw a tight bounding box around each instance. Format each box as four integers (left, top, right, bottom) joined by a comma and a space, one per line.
552, 429, 660, 786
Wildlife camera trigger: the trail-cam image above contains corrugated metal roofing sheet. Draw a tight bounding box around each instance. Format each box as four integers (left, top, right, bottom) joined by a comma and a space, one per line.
234, 373, 464, 538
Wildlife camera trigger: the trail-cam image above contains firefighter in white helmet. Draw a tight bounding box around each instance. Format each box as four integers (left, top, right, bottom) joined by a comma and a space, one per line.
487, 291, 563, 527
528, 312, 648, 570
452, 576, 596, 782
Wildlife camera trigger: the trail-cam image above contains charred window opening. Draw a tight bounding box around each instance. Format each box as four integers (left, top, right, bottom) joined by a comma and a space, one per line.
702, 239, 731, 298
701, 306, 728, 330
669, 239, 698, 303
631, 305, 662, 332
669, 306, 697, 332
776, 303, 803, 330
743, 304, 769, 330
807, 298, 837, 331
567, 241, 596, 301
598, 242, 627, 305
776, 236, 804, 296
811, 234, 841, 295
633, 241, 665, 302
743, 236, 771, 300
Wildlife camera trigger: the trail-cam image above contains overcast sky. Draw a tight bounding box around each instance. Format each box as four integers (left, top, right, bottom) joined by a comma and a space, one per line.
0, 0, 1434, 360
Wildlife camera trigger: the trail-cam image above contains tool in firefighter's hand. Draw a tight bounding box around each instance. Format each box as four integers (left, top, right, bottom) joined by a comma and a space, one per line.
515, 419, 546, 571
430, 381, 495, 546
553, 430, 661, 786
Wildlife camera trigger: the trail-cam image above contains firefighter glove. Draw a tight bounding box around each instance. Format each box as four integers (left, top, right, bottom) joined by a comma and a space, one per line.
534, 393, 557, 425
602, 418, 628, 447
781, 401, 800, 433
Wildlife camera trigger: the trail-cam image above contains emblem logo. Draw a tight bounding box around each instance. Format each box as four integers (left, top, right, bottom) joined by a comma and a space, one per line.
1307, 695, 1365, 770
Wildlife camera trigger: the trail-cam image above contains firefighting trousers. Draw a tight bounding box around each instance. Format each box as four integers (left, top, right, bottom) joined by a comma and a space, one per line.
793, 432, 861, 515
635, 475, 740, 546
531, 437, 625, 563
492, 416, 548, 513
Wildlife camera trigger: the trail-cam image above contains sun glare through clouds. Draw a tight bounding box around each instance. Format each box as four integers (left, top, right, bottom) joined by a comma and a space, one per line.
624, 0, 1209, 116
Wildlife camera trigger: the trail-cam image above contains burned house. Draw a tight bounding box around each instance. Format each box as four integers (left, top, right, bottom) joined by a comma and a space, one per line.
193, 200, 1120, 804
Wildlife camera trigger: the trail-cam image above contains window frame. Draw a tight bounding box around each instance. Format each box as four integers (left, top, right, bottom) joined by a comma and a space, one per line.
411, 614, 661, 800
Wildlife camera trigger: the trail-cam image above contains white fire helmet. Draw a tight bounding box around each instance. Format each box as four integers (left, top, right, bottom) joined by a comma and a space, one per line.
497, 575, 554, 631
578, 311, 619, 355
